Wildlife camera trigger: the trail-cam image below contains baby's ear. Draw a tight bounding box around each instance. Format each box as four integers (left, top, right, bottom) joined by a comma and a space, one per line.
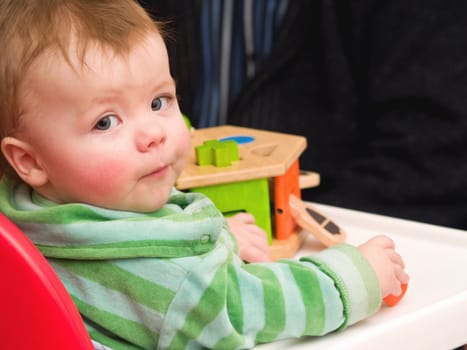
1, 137, 48, 187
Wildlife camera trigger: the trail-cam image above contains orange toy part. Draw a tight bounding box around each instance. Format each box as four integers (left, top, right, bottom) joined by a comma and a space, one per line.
273, 159, 301, 240
384, 283, 408, 307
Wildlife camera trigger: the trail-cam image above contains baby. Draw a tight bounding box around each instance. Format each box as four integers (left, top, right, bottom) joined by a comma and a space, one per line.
0, 1, 408, 349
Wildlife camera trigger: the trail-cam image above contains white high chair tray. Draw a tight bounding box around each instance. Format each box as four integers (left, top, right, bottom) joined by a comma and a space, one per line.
257, 203, 467, 350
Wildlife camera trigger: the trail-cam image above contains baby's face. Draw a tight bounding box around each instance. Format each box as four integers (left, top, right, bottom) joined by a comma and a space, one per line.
15, 32, 190, 212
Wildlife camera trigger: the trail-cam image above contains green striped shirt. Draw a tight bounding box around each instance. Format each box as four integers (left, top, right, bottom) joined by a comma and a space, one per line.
0, 177, 381, 349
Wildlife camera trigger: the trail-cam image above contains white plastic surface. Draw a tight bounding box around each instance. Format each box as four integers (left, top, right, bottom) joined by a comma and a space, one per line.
256, 204, 467, 350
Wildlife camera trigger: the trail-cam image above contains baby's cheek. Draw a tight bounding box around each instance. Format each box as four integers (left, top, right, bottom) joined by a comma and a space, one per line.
75, 159, 127, 196
176, 131, 191, 167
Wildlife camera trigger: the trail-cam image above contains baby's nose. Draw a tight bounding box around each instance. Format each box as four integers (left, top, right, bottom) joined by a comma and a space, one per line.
136, 121, 167, 151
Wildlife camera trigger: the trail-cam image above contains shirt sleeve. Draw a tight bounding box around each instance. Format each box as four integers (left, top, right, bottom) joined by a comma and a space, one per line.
160, 243, 381, 349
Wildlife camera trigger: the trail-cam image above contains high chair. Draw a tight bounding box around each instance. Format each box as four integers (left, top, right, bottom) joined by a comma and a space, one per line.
0, 213, 94, 350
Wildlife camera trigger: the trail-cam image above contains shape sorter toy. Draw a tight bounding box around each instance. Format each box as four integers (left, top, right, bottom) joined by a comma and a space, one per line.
175, 125, 347, 260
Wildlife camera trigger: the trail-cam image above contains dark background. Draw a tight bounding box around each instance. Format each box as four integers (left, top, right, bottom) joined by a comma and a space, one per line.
141, 0, 467, 230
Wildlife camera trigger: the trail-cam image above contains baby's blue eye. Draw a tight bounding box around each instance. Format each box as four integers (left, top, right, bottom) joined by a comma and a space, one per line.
94, 115, 118, 131
151, 97, 168, 111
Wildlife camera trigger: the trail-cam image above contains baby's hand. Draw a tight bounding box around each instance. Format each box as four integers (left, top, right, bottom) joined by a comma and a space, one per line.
226, 213, 272, 263
358, 235, 410, 298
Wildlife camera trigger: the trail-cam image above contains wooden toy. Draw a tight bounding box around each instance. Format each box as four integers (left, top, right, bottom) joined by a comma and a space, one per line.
176, 125, 347, 259
289, 194, 347, 247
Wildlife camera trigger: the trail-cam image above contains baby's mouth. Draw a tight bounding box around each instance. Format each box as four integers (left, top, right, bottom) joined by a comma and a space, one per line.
141, 165, 169, 179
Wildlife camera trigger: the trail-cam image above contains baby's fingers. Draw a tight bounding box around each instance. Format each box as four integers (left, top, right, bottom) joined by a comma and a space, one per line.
383, 265, 409, 298
230, 212, 256, 224
239, 239, 271, 262
387, 249, 409, 284
394, 263, 410, 284
248, 246, 272, 263
373, 235, 395, 248
387, 250, 405, 269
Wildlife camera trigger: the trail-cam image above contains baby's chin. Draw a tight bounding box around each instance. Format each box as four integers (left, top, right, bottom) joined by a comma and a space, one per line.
106, 200, 168, 213
112, 194, 171, 213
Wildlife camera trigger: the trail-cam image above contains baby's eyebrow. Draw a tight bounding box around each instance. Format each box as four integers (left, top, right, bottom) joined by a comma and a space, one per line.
141, 79, 176, 98
89, 94, 119, 105
153, 76, 176, 90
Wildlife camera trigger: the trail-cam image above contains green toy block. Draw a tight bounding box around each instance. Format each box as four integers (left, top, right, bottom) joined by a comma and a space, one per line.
195, 144, 213, 166
203, 140, 219, 147
195, 139, 240, 167
212, 143, 230, 167
223, 140, 240, 161
191, 178, 272, 243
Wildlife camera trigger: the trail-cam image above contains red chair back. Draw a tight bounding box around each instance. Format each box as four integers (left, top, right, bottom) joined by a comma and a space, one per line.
0, 213, 94, 350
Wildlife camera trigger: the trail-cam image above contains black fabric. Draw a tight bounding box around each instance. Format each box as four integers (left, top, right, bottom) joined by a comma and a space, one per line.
142, 0, 467, 230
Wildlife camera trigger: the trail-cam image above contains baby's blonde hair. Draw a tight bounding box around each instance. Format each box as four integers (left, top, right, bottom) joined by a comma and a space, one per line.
0, 0, 165, 178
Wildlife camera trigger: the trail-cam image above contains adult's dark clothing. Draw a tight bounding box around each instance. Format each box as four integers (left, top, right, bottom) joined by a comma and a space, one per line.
143, 0, 467, 230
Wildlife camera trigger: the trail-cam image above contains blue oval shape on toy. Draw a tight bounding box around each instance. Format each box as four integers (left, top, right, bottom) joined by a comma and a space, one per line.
219, 135, 255, 144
